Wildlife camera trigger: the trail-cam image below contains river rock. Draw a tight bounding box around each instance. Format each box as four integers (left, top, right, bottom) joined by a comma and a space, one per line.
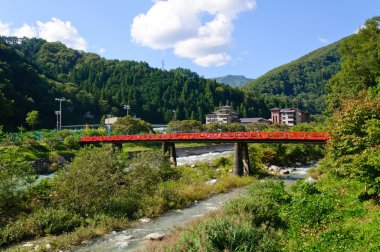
44, 243, 52, 250
280, 169, 290, 175
22, 242, 34, 248
269, 165, 281, 172
144, 233, 165, 241
305, 177, 317, 183
139, 217, 151, 223
205, 179, 218, 185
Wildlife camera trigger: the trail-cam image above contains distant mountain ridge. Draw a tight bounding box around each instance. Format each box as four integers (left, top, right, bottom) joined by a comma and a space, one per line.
213, 75, 253, 87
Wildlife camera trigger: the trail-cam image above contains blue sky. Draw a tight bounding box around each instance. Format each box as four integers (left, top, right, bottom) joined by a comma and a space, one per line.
0, 0, 379, 79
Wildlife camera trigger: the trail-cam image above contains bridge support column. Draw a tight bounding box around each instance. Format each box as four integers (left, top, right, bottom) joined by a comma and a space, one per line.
233, 142, 250, 176
162, 142, 177, 166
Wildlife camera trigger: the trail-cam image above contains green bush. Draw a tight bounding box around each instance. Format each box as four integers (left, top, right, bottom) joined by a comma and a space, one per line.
224, 180, 288, 228
158, 180, 191, 210
0, 217, 31, 246
112, 115, 152, 134
204, 218, 279, 252
105, 189, 141, 218
166, 120, 203, 133
51, 146, 128, 215
31, 207, 83, 234
0, 146, 33, 224
283, 182, 337, 232
63, 135, 80, 149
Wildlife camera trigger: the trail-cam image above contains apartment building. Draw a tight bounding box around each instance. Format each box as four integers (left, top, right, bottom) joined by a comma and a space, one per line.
270, 108, 309, 126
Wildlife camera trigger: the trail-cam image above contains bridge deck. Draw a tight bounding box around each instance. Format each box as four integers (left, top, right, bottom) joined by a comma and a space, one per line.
80, 131, 329, 144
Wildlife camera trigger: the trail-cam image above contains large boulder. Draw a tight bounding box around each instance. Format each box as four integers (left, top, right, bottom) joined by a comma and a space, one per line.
305, 177, 317, 183
144, 233, 165, 241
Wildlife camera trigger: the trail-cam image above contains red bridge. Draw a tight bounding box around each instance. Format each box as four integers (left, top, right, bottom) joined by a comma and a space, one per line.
80, 131, 328, 144
80, 131, 329, 176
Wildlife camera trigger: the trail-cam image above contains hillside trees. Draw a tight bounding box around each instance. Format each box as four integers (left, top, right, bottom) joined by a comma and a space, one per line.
26, 110, 39, 130
243, 41, 341, 114
326, 17, 380, 197
111, 115, 152, 134
326, 16, 380, 111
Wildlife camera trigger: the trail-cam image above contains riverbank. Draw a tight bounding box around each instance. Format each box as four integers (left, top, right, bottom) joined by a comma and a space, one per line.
74, 187, 249, 252
146, 167, 380, 251
73, 165, 314, 252
4, 148, 253, 252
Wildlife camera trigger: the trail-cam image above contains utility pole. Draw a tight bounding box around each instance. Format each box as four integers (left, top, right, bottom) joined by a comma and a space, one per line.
106, 114, 113, 135
124, 104, 130, 116
55, 111, 60, 131
55, 97, 65, 130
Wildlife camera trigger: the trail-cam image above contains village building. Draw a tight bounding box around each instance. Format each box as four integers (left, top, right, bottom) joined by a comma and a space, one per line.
270, 108, 309, 126
239, 117, 272, 125
205, 105, 239, 124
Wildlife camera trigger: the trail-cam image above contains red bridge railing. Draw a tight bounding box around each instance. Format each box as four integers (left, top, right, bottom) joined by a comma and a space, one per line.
80, 131, 329, 144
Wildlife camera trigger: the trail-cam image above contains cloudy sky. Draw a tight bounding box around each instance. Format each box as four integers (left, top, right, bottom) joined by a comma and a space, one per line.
0, 0, 379, 78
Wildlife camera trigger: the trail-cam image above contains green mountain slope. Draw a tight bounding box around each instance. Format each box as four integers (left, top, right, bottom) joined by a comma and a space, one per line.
243, 41, 341, 114
213, 75, 253, 87
0, 37, 252, 130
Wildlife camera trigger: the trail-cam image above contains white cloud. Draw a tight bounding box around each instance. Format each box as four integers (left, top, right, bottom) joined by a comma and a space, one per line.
98, 48, 106, 54
37, 18, 87, 50
13, 23, 37, 38
318, 37, 328, 44
0, 18, 87, 51
131, 0, 255, 67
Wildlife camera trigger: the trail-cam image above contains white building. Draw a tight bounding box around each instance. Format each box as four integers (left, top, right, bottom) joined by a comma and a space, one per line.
205, 105, 239, 124
105, 116, 118, 130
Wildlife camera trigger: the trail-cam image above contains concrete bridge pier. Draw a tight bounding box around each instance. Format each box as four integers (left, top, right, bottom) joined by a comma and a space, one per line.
233, 142, 250, 176
162, 142, 177, 166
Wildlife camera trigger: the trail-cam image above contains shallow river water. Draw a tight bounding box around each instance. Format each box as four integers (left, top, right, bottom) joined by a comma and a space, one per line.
73, 151, 313, 252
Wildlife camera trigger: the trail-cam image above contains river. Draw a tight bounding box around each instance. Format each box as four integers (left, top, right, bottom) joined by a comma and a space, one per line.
73, 151, 313, 252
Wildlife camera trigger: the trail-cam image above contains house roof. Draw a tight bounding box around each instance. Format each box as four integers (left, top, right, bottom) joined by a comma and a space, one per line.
240, 117, 269, 123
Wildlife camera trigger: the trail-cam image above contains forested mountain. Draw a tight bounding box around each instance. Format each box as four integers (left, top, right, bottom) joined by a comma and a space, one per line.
0, 36, 263, 131
213, 75, 253, 87
243, 41, 341, 114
